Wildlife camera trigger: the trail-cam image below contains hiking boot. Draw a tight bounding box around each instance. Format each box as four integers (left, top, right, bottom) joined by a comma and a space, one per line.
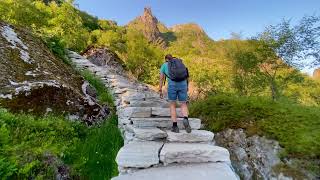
183, 118, 192, 133
171, 125, 180, 133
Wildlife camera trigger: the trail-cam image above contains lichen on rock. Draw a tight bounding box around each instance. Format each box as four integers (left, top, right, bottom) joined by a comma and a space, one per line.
0, 21, 109, 124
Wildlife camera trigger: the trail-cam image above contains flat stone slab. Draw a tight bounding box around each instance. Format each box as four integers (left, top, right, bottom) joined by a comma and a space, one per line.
127, 100, 169, 108
116, 141, 164, 168
166, 130, 214, 143
131, 118, 201, 130
112, 162, 238, 180
118, 107, 152, 118
151, 107, 182, 117
133, 127, 167, 140
160, 143, 230, 165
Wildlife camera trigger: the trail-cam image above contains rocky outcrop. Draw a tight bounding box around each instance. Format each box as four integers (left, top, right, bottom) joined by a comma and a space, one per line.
67, 51, 239, 180
82, 46, 125, 71
0, 22, 109, 124
128, 7, 167, 48
215, 129, 312, 180
171, 23, 206, 35
313, 68, 320, 79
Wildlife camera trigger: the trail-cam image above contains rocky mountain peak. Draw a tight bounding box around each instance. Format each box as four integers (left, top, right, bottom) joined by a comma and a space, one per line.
140, 7, 158, 24
313, 68, 320, 79
128, 7, 167, 48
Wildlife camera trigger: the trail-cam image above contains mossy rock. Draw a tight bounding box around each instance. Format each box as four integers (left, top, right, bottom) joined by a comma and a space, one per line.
0, 22, 109, 123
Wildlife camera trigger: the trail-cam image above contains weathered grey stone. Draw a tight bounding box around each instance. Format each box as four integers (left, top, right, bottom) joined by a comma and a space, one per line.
215, 129, 289, 180
151, 107, 182, 117
166, 130, 214, 143
124, 124, 135, 133
131, 117, 201, 130
124, 132, 134, 144
116, 141, 163, 168
160, 143, 230, 165
118, 107, 152, 118
114, 88, 128, 94
121, 93, 146, 103
112, 162, 238, 180
133, 127, 167, 140
118, 118, 130, 125
127, 100, 169, 108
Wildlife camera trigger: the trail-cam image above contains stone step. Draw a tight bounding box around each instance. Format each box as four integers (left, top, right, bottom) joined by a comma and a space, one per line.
160, 143, 230, 165
112, 162, 238, 180
132, 127, 167, 141
166, 130, 214, 143
131, 117, 201, 130
118, 107, 152, 118
125, 100, 169, 108
151, 107, 182, 117
116, 141, 163, 168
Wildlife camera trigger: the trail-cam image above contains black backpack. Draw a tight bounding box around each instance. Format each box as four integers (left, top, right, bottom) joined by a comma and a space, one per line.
167, 58, 189, 82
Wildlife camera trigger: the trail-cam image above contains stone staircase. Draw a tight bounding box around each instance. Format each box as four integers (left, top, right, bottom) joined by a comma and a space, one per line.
67, 51, 238, 180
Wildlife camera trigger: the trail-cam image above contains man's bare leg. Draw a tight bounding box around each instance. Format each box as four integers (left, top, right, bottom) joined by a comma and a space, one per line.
170, 102, 177, 122
180, 102, 189, 117
180, 102, 191, 133
170, 102, 179, 133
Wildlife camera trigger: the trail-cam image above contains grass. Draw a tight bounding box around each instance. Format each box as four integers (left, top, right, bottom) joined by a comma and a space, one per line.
0, 71, 123, 179
189, 94, 320, 174
64, 114, 123, 179
0, 108, 86, 179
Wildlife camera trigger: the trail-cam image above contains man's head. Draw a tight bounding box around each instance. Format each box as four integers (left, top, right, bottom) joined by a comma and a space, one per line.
165, 54, 173, 61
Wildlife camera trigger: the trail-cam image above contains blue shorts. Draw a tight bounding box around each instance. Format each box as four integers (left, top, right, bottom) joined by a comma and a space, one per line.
167, 81, 188, 102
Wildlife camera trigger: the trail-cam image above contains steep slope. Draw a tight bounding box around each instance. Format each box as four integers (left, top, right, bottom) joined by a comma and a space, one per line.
168, 23, 216, 57
0, 22, 108, 124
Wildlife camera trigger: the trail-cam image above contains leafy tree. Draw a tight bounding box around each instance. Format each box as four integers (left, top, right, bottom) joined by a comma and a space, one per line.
124, 29, 163, 84
257, 16, 320, 69
0, 0, 50, 29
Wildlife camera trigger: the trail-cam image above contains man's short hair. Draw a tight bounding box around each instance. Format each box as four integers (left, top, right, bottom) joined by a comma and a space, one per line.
165, 54, 173, 60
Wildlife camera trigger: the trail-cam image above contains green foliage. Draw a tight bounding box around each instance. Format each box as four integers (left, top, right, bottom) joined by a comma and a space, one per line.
0, 108, 123, 179
0, 0, 94, 58
64, 114, 123, 179
257, 16, 320, 67
190, 94, 320, 160
89, 28, 127, 53
77, 9, 99, 31
123, 29, 164, 84
81, 70, 114, 107
0, 108, 86, 178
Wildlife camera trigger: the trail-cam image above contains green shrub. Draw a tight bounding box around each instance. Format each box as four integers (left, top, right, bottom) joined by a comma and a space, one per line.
190, 94, 320, 160
0, 108, 86, 178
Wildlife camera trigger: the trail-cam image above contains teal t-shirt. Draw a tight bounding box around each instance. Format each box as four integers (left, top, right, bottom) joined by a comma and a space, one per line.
160, 62, 187, 85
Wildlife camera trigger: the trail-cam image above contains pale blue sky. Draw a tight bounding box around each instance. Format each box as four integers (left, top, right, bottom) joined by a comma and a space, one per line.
75, 0, 320, 40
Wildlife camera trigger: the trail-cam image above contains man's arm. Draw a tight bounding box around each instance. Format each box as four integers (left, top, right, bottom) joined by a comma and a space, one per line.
159, 73, 165, 98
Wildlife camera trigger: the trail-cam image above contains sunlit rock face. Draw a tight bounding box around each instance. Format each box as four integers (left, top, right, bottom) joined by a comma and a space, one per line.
313, 68, 320, 79
0, 22, 109, 124
128, 7, 167, 48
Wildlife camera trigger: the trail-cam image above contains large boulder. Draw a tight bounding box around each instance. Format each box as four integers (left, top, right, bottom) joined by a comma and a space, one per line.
215, 129, 314, 180
82, 46, 125, 72
0, 22, 109, 124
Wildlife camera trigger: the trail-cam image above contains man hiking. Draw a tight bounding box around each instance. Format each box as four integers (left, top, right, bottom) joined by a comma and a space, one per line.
159, 54, 191, 133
